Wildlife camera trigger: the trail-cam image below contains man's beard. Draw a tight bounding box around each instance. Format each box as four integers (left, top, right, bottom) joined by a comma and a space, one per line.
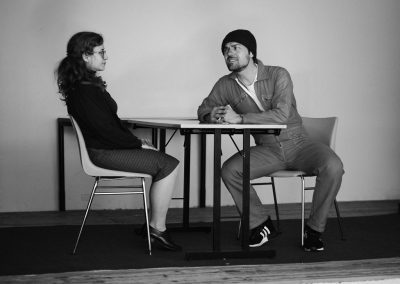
226, 56, 250, 72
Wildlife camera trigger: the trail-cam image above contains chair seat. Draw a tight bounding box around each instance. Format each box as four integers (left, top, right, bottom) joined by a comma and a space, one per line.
269, 170, 307, 177
85, 163, 152, 178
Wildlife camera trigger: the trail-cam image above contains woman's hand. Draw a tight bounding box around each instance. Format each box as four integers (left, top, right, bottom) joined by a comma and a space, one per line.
141, 138, 157, 150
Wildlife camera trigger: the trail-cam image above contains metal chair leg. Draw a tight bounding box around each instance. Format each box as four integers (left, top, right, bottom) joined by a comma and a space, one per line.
333, 199, 345, 241
301, 176, 305, 247
72, 177, 99, 255
142, 178, 152, 255
270, 177, 280, 232
237, 220, 241, 240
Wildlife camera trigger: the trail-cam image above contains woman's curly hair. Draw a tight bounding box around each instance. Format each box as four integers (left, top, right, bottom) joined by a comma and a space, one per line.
56, 31, 106, 101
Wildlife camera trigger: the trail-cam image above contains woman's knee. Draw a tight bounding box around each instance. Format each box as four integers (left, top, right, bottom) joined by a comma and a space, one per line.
154, 155, 179, 182
324, 155, 344, 177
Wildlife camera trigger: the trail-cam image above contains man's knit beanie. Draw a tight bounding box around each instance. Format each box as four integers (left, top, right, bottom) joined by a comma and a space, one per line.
221, 29, 257, 59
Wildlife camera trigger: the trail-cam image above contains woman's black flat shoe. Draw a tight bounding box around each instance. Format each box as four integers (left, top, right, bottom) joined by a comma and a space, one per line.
149, 226, 182, 251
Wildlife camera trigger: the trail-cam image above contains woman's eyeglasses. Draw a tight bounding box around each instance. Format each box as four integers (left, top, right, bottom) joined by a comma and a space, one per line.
92, 50, 106, 58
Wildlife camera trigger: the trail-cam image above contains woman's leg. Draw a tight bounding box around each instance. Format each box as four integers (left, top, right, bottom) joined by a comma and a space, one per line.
149, 166, 179, 231
88, 148, 179, 231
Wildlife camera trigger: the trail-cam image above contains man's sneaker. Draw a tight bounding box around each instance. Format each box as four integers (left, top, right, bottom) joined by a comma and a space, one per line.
249, 216, 277, 248
303, 226, 324, 252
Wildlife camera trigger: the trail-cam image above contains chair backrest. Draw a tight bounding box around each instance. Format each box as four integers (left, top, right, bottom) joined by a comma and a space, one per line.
70, 116, 151, 178
69, 116, 102, 176
302, 117, 338, 150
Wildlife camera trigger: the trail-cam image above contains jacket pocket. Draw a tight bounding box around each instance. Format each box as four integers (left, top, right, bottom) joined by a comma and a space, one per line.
261, 94, 273, 110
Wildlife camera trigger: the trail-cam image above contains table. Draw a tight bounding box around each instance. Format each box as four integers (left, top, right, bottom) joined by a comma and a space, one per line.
58, 117, 286, 259
127, 118, 286, 259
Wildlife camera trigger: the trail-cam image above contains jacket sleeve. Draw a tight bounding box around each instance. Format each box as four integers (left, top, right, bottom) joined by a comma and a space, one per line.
69, 85, 142, 149
242, 68, 294, 124
197, 78, 231, 122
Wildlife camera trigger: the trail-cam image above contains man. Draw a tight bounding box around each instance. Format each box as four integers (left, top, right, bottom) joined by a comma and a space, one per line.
197, 29, 344, 251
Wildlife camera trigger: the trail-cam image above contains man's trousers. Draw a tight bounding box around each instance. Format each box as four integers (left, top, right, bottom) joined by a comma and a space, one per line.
221, 135, 344, 233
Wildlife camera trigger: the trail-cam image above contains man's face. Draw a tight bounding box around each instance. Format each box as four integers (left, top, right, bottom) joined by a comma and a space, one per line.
223, 42, 252, 72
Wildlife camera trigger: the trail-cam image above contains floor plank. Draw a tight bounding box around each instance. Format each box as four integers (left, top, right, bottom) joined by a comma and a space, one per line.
1, 258, 399, 283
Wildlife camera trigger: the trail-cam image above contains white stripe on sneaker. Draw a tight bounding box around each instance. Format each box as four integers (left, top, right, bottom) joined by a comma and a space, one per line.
249, 226, 271, 248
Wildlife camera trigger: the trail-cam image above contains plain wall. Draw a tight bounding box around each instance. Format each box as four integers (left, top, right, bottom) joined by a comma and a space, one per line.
0, 0, 399, 212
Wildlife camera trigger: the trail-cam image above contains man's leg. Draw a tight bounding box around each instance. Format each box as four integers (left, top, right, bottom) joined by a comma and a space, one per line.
290, 141, 344, 233
221, 144, 285, 229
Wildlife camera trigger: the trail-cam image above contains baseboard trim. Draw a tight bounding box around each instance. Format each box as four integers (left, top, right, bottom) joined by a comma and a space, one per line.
0, 199, 398, 228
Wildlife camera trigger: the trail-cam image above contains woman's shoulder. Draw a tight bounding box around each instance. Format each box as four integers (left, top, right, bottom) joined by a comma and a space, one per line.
72, 82, 107, 97
67, 82, 103, 103
75, 81, 103, 92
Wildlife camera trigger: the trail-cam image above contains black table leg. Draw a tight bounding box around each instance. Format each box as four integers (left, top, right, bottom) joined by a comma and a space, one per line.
212, 128, 222, 251
151, 128, 158, 149
183, 132, 191, 228
58, 119, 66, 211
159, 129, 166, 153
199, 133, 206, 208
241, 129, 250, 250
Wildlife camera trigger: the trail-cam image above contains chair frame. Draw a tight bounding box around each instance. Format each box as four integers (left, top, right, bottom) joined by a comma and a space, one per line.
69, 116, 153, 255
231, 117, 345, 246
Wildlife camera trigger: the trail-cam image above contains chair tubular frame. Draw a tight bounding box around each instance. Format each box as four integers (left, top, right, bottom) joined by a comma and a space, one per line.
72, 176, 151, 255
69, 116, 152, 255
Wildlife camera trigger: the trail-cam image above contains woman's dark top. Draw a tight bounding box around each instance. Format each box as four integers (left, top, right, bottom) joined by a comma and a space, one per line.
66, 83, 142, 149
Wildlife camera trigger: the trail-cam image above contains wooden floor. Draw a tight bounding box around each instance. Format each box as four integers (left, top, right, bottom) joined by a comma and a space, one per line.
1, 200, 399, 284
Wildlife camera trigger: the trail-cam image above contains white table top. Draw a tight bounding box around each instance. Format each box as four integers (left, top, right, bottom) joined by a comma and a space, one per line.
126, 117, 287, 130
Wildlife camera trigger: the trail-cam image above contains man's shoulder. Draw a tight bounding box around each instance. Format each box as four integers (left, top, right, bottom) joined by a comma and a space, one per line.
258, 61, 287, 73
215, 73, 236, 85
258, 63, 291, 80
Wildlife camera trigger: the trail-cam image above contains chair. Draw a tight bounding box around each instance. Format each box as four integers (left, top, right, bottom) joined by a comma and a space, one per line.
266, 117, 344, 246
235, 117, 345, 245
69, 116, 153, 255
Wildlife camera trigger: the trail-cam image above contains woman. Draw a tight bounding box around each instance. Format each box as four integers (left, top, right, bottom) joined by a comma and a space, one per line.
56, 31, 181, 251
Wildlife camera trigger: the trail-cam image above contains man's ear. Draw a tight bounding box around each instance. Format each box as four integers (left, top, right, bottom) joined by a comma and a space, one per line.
249, 51, 254, 59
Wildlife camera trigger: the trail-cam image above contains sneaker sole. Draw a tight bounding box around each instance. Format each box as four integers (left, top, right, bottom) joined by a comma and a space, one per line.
249, 237, 269, 248
249, 231, 280, 248
303, 246, 324, 252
